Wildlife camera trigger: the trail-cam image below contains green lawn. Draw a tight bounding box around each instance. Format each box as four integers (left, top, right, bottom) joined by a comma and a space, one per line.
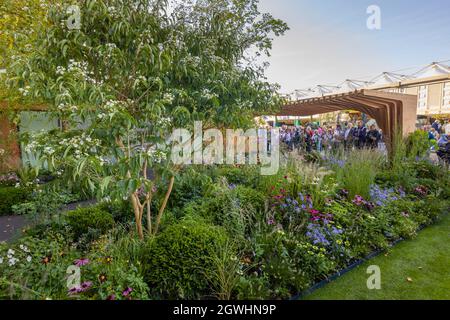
304, 213, 450, 300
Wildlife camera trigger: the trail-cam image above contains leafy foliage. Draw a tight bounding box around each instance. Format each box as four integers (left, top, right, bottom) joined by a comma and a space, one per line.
0, 186, 28, 215
7, 0, 287, 238
65, 205, 114, 240
143, 218, 228, 299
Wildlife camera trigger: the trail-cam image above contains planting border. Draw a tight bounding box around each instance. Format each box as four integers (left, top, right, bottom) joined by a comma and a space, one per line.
291, 213, 448, 300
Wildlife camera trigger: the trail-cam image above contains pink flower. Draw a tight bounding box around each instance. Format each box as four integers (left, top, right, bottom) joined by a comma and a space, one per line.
67, 281, 92, 295
352, 195, 365, 205
122, 287, 133, 297
80, 281, 92, 291
74, 258, 90, 267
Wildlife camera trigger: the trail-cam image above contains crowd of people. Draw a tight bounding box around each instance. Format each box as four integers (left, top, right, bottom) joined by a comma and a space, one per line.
279, 120, 383, 153
427, 119, 450, 148
427, 119, 450, 163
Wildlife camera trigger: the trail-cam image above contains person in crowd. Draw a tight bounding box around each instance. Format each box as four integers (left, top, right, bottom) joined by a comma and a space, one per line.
305, 126, 313, 152
437, 133, 448, 148
354, 120, 367, 149
444, 120, 450, 135
332, 124, 344, 149
322, 127, 333, 153
312, 129, 322, 152
344, 122, 355, 150
366, 125, 380, 149
278, 120, 383, 154
292, 127, 301, 151
432, 120, 441, 134
429, 127, 438, 141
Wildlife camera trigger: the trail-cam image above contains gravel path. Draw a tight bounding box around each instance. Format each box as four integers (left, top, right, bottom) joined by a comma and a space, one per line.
0, 199, 97, 243
0, 215, 28, 243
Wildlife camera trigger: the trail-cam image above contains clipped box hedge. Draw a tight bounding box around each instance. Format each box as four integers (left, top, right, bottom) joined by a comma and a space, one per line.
0, 186, 28, 216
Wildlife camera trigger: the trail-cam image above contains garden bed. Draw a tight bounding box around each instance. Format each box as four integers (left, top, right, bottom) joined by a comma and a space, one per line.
1, 145, 449, 300
293, 214, 447, 300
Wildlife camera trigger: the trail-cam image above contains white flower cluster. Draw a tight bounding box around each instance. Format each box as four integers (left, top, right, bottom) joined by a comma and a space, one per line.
181, 54, 201, 67
43, 146, 55, 156
98, 156, 110, 167
163, 93, 175, 104
201, 88, 218, 100
39, 0, 49, 9
97, 100, 127, 121
100, 43, 118, 61
156, 117, 172, 129
132, 75, 148, 89
24, 136, 40, 154
105, 43, 117, 50
61, 133, 101, 159
107, 5, 119, 17
146, 146, 168, 164
18, 86, 31, 97
56, 60, 101, 85
0, 246, 32, 267
57, 103, 79, 113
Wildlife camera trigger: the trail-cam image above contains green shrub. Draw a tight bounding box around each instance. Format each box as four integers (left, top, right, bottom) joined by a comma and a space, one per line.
181, 183, 265, 239
250, 231, 336, 298
98, 200, 133, 223
215, 166, 260, 187
143, 219, 228, 299
65, 205, 114, 239
0, 187, 28, 216
168, 167, 213, 209
406, 130, 430, 159
0, 232, 79, 299
336, 150, 383, 198
11, 188, 80, 222
233, 185, 266, 213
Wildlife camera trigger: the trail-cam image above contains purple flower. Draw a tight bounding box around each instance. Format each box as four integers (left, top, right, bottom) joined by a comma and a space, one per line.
267, 218, 275, 225
331, 226, 343, 235
80, 281, 92, 290
74, 258, 90, 267
67, 281, 92, 296
68, 287, 80, 295
305, 194, 313, 205
298, 192, 304, 202
352, 195, 365, 206
106, 294, 116, 300
306, 223, 330, 246
122, 287, 133, 297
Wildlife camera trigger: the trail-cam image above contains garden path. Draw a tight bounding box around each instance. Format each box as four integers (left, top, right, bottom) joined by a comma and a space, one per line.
0, 199, 97, 243
0, 215, 27, 243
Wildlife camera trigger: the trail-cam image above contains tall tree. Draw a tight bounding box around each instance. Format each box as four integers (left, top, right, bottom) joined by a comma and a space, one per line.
8, 0, 288, 238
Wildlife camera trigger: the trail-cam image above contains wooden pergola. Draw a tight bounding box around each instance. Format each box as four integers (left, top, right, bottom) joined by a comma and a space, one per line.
278, 89, 418, 148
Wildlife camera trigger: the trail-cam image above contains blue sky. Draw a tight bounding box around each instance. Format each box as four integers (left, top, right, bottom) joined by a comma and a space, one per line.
259, 0, 450, 92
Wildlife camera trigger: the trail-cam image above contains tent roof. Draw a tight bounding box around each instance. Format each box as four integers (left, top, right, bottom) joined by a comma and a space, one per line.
278, 89, 418, 140
410, 62, 450, 79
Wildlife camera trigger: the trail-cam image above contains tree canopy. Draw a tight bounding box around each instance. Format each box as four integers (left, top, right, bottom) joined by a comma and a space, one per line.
7, 0, 289, 238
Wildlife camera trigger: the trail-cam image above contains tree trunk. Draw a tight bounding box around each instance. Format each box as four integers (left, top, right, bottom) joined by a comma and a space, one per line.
131, 193, 144, 239
146, 198, 152, 234
153, 176, 175, 235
